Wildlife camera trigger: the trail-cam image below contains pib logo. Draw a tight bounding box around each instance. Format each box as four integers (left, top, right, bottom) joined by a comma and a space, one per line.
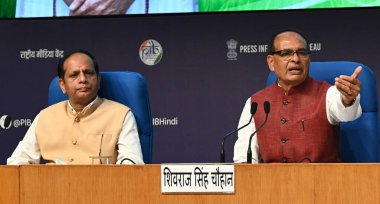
139, 39, 163, 66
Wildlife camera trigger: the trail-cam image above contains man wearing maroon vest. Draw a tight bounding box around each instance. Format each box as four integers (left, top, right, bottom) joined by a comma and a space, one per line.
7, 50, 144, 165
234, 30, 362, 163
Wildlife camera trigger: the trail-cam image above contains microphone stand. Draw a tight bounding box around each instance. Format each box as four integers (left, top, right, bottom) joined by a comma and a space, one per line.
220, 102, 257, 163
247, 101, 270, 163
247, 113, 268, 163
220, 116, 253, 163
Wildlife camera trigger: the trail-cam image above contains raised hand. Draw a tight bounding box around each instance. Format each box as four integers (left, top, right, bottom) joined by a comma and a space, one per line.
335, 66, 362, 106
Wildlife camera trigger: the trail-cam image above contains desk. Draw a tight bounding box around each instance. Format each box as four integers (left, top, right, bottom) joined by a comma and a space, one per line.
0, 166, 19, 204
15, 164, 380, 204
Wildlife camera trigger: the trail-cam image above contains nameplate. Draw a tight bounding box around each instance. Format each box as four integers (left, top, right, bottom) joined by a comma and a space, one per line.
161, 164, 234, 194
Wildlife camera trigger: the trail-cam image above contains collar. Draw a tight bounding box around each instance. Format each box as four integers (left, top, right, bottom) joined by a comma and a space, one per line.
68, 95, 99, 114
276, 77, 311, 95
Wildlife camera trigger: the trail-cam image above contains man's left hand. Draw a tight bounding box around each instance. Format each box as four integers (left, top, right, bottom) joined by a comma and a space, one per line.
335, 66, 362, 106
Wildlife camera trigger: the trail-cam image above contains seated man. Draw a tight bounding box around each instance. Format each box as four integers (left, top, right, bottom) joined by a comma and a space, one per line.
7, 50, 144, 165
234, 29, 362, 163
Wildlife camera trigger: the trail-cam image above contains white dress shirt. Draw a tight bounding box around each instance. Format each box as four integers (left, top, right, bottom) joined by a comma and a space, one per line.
233, 86, 362, 163
7, 97, 144, 165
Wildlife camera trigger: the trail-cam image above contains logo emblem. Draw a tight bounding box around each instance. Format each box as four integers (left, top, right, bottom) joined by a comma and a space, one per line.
226, 39, 238, 60
0, 115, 12, 130
139, 39, 163, 66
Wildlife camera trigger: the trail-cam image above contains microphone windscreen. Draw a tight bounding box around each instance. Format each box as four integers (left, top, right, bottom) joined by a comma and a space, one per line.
250, 102, 258, 115
264, 101, 270, 114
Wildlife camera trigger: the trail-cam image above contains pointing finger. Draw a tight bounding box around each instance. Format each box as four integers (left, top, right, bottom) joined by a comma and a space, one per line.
351, 66, 362, 79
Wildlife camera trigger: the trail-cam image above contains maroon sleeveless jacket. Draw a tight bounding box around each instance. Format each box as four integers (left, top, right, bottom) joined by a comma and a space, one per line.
251, 77, 340, 163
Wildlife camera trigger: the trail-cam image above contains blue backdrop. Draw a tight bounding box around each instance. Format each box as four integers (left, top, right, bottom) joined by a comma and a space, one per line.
0, 8, 379, 164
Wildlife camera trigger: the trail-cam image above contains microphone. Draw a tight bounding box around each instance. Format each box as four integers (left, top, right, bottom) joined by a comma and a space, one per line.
220, 102, 257, 163
247, 101, 270, 163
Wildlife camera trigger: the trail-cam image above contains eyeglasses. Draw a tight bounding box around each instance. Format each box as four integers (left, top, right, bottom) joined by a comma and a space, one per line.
270, 49, 310, 61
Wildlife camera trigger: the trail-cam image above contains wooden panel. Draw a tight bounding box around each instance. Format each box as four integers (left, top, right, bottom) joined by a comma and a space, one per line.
314, 164, 380, 204
19, 164, 380, 204
0, 166, 19, 204
236, 164, 314, 204
20, 165, 156, 204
